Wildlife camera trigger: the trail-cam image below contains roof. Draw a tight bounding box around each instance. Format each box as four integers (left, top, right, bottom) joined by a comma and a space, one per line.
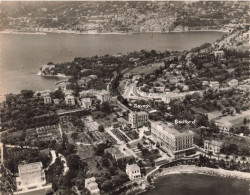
18, 162, 43, 175
126, 164, 140, 171
205, 140, 223, 146
151, 121, 194, 137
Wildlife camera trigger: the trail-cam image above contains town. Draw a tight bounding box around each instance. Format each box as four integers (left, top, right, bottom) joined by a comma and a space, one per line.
0, 2, 250, 195
0, 1, 249, 34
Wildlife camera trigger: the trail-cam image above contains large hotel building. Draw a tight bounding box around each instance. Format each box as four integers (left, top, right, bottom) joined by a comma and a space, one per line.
129, 111, 149, 128
151, 121, 194, 158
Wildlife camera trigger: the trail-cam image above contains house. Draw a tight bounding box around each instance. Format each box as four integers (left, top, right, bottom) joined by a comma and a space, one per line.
53, 98, 60, 105
88, 75, 98, 80
214, 120, 232, 133
214, 51, 225, 58
204, 140, 223, 154
126, 164, 141, 180
209, 81, 220, 90
65, 95, 75, 106
228, 79, 238, 87
85, 177, 100, 195
202, 81, 209, 86
154, 86, 166, 93
14, 162, 52, 195
44, 96, 51, 104
96, 90, 111, 103
104, 147, 134, 161
81, 98, 92, 109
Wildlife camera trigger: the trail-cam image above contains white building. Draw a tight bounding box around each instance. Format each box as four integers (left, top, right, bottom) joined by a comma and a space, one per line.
209, 81, 220, 90
129, 111, 149, 128
215, 120, 232, 133
15, 162, 52, 195
85, 177, 100, 195
96, 90, 111, 103
81, 98, 92, 109
65, 95, 75, 106
53, 98, 60, 105
126, 164, 141, 180
214, 51, 225, 58
151, 121, 194, 158
43, 96, 51, 104
228, 79, 238, 87
204, 140, 223, 154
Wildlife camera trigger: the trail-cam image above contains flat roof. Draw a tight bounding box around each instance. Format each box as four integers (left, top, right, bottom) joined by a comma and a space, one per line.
18, 162, 43, 174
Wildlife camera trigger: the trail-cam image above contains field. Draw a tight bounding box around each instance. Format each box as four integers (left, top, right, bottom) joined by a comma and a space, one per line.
126, 63, 163, 75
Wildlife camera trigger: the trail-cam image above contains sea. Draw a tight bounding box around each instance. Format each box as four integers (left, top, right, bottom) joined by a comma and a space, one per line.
0, 31, 225, 100
142, 173, 250, 195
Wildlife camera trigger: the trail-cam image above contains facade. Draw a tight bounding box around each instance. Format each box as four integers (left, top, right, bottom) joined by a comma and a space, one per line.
15, 162, 52, 195
53, 98, 60, 105
129, 111, 149, 128
81, 98, 92, 109
151, 121, 194, 158
204, 140, 223, 154
228, 79, 238, 87
43, 96, 51, 104
65, 95, 75, 106
215, 120, 232, 133
85, 177, 100, 195
96, 90, 111, 103
214, 51, 225, 58
209, 81, 220, 90
126, 164, 141, 180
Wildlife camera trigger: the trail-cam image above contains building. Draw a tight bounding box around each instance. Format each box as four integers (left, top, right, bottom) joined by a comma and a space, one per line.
151, 121, 194, 158
126, 164, 141, 180
214, 120, 232, 133
209, 81, 220, 90
129, 111, 149, 128
43, 96, 51, 104
15, 162, 52, 195
228, 79, 238, 87
214, 51, 225, 58
96, 90, 111, 103
84, 177, 100, 195
53, 98, 60, 105
204, 140, 223, 154
0, 142, 3, 164
65, 95, 75, 106
104, 146, 134, 161
81, 98, 92, 109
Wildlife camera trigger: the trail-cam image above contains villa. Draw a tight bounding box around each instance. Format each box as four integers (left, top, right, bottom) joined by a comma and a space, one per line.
85, 177, 100, 195
126, 164, 141, 180
14, 162, 52, 195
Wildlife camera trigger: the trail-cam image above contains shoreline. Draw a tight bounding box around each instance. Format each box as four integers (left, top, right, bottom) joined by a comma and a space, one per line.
37, 71, 69, 78
153, 165, 250, 181
0, 29, 229, 35
135, 165, 250, 195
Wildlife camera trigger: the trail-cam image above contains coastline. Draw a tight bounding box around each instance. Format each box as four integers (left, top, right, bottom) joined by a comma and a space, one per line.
0, 29, 229, 35
134, 165, 250, 195
153, 165, 250, 181
37, 71, 69, 78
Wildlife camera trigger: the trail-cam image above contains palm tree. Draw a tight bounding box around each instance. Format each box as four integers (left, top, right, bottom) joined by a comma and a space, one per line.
208, 151, 213, 160
241, 156, 246, 164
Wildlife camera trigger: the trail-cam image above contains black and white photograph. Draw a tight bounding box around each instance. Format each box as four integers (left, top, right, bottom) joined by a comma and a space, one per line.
0, 0, 249, 195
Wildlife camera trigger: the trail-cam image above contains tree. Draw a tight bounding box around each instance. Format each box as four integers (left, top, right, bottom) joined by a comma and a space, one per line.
21, 90, 34, 99
98, 125, 105, 132
71, 132, 78, 143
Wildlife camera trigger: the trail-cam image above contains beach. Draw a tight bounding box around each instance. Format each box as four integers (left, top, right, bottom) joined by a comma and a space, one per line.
154, 165, 250, 180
